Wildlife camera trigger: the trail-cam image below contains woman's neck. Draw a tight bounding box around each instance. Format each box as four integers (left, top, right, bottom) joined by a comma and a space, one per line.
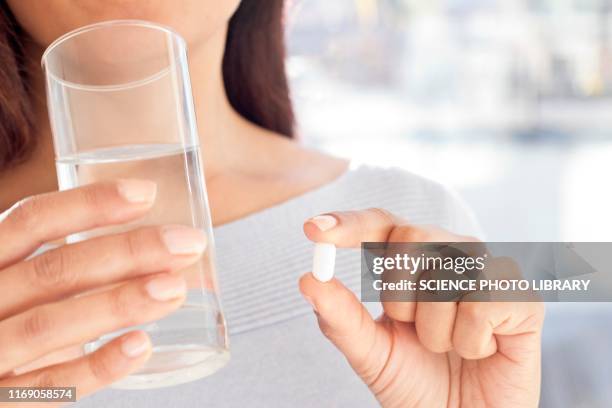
185, 25, 257, 178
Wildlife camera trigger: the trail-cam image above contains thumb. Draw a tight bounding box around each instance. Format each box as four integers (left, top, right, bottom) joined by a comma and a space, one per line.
299, 273, 392, 384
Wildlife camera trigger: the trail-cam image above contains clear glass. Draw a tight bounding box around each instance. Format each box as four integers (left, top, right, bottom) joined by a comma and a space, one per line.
41, 20, 229, 389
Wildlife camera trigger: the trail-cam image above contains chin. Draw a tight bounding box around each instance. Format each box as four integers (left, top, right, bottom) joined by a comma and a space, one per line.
7, 0, 240, 48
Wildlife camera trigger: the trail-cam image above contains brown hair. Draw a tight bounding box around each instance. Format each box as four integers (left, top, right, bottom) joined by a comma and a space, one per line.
0, 0, 294, 171
224, 0, 295, 139
0, 3, 33, 170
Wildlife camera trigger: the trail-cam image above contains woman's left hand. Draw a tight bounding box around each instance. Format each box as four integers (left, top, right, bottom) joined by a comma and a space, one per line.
300, 209, 544, 408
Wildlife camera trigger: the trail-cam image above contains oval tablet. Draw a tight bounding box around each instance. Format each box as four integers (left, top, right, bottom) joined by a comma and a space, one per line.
312, 243, 336, 282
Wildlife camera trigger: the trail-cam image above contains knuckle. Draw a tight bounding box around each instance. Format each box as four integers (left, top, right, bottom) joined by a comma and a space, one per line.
421, 336, 452, 353
88, 350, 117, 383
30, 250, 78, 288
21, 309, 52, 342
79, 184, 113, 223
497, 256, 520, 271
121, 227, 166, 269
383, 302, 415, 322
454, 342, 482, 360
80, 185, 105, 209
32, 370, 57, 388
367, 207, 395, 223
528, 302, 546, 325
459, 302, 486, 323
108, 288, 138, 324
452, 336, 481, 359
124, 230, 145, 261
415, 323, 452, 353
453, 334, 491, 360
490, 256, 523, 280
9, 196, 45, 231
391, 225, 429, 243
431, 341, 453, 353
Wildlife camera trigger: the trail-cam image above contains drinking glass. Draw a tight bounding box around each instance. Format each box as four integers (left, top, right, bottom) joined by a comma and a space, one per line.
41, 20, 229, 389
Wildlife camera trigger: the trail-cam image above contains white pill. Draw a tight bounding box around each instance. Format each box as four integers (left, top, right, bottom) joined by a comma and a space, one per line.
312, 243, 336, 282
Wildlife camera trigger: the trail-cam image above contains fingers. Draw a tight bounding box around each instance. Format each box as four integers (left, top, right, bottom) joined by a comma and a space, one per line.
0, 330, 152, 402
411, 254, 543, 359
0, 225, 206, 319
0, 273, 186, 374
451, 302, 497, 359
409, 300, 544, 360
448, 257, 543, 359
383, 299, 543, 361
0, 180, 157, 268
304, 209, 478, 248
452, 301, 544, 360
299, 273, 392, 385
414, 302, 457, 353
381, 301, 416, 322
304, 209, 399, 247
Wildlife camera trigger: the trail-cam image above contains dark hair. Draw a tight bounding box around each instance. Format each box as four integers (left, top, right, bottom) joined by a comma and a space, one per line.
0, 0, 294, 171
0, 3, 33, 170
224, 0, 294, 139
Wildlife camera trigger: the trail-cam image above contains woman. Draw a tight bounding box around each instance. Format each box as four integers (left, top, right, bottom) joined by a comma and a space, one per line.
0, 1, 543, 407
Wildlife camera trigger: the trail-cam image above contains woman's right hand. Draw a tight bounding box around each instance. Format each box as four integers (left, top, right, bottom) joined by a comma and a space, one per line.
0, 180, 207, 403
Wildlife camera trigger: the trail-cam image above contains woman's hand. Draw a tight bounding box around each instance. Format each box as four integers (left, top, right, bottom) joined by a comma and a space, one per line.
0, 180, 206, 403
300, 209, 544, 408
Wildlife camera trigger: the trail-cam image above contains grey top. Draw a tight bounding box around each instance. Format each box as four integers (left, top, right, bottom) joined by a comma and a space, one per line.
77, 164, 483, 407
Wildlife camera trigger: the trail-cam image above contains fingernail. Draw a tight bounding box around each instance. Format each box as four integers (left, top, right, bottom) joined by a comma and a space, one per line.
303, 295, 318, 313
117, 179, 157, 204
145, 274, 187, 301
161, 226, 207, 255
121, 332, 150, 358
309, 215, 337, 232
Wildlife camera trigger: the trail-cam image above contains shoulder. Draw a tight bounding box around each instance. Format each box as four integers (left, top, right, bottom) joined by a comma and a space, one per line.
245, 130, 350, 186
342, 164, 484, 239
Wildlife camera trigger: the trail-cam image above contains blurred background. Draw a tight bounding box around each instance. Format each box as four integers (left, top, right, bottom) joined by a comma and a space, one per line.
287, 0, 612, 242
286, 0, 612, 406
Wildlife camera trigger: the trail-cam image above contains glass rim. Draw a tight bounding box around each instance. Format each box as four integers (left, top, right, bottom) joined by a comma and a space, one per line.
41, 19, 186, 92
41, 19, 184, 67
